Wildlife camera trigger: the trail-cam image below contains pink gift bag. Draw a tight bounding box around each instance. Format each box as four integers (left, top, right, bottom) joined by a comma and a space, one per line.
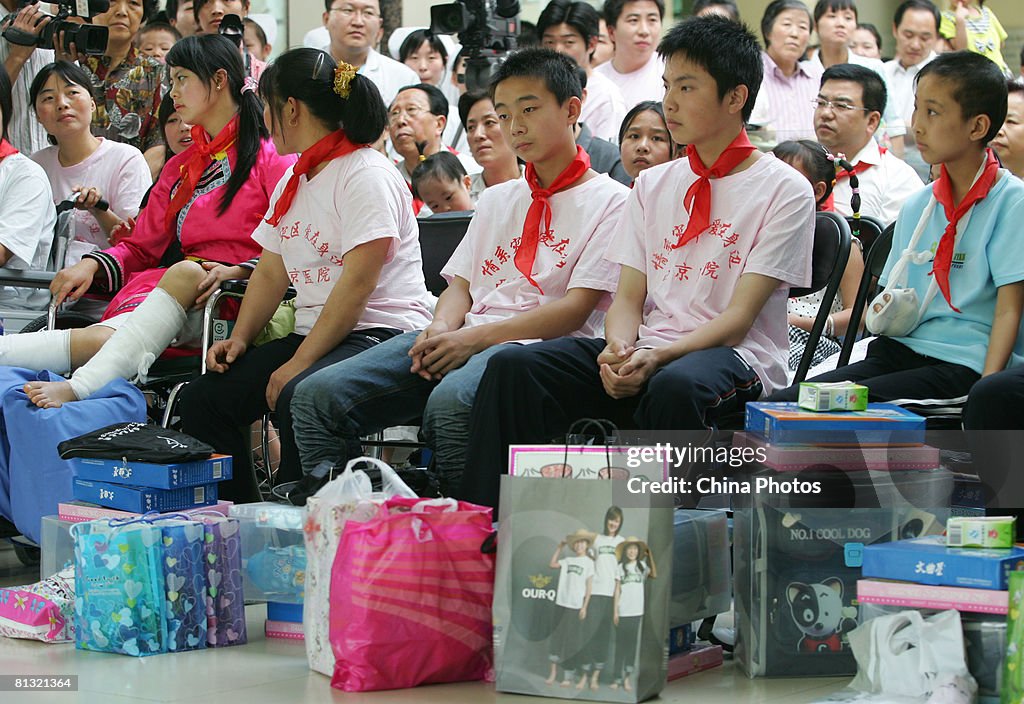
329, 497, 495, 692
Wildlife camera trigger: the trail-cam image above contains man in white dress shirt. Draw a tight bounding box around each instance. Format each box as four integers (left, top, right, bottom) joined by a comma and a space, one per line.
322, 0, 417, 110
813, 63, 923, 224
883, 0, 940, 132
537, 0, 626, 142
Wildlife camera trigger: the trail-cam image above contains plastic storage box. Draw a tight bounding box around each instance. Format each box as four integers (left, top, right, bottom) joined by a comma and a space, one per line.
230, 502, 306, 603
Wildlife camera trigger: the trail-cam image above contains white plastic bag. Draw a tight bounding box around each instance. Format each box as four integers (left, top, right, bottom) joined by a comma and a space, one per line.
848, 610, 975, 699
303, 457, 417, 676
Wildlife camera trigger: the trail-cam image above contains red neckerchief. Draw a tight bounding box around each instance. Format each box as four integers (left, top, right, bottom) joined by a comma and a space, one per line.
518, 146, 591, 293
673, 130, 757, 249
0, 139, 17, 162
930, 148, 1000, 313
265, 130, 362, 227
165, 116, 239, 228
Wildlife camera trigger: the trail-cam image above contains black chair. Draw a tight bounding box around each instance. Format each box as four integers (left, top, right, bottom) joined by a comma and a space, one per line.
845, 214, 885, 258
791, 211, 854, 384
418, 210, 472, 296
837, 222, 895, 368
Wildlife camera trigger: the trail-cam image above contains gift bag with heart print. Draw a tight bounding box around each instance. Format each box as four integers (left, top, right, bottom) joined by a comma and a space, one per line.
196, 515, 246, 647
72, 518, 167, 656
146, 517, 208, 653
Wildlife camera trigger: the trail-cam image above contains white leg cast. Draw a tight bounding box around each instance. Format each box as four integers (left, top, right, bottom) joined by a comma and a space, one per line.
0, 329, 72, 373
67, 287, 187, 400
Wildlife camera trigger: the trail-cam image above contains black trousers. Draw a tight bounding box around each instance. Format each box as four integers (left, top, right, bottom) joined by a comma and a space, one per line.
178, 329, 399, 503
768, 336, 979, 409
964, 367, 1024, 524
459, 337, 763, 510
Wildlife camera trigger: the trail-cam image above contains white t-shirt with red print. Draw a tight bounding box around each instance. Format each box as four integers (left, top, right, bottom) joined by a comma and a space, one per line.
442, 173, 627, 342
252, 148, 433, 336
604, 153, 815, 395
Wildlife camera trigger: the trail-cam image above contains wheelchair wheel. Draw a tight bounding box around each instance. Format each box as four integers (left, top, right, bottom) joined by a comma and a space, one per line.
12, 542, 40, 567
19, 311, 98, 333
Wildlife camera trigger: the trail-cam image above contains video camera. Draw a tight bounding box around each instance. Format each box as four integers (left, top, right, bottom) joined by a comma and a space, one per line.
430, 0, 519, 92
2, 0, 110, 56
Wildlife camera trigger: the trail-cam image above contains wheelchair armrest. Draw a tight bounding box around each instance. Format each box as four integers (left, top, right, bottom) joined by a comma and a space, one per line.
0, 269, 57, 288
217, 279, 296, 301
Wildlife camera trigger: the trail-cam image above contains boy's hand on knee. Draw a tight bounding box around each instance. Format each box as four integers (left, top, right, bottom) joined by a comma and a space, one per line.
207, 339, 247, 373
266, 358, 310, 411
418, 327, 484, 378
409, 322, 451, 378
600, 349, 660, 399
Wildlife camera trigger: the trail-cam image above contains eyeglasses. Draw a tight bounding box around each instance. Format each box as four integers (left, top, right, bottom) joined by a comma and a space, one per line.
329, 5, 380, 20
812, 98, 871, 113
389, 105, 426, 124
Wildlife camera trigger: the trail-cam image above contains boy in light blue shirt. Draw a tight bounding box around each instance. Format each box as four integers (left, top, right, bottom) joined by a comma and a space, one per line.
771, 51, 1024, 411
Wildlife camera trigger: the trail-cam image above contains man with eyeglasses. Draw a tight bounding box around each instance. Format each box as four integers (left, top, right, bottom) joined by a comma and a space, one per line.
322, 0, 417, 109
813, 63, 922, 224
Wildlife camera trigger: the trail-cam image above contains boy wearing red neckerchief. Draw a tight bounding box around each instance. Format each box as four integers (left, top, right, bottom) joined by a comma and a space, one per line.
771, 51, 1024, 414
287, 49, 628, 503
460, 16, 816, 510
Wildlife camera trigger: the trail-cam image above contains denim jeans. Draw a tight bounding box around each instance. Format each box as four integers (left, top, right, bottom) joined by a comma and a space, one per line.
290, 329, 513, 483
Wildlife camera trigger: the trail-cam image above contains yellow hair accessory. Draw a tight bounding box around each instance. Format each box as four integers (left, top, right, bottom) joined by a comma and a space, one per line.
418, 154, 427, 162
333, 61, 357, 99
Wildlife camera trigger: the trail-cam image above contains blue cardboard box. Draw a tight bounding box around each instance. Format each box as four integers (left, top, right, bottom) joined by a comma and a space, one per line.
744, 402, 926, 446
861, 535, 1024, 590
70, 454, 232, 489
72, 478, 219, 513
266, 601, 303, 623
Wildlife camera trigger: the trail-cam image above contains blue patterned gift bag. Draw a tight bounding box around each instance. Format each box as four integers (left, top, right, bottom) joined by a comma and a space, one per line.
197, 516, 246, 647
72, 519, 166, 656
149, 518, 208, 653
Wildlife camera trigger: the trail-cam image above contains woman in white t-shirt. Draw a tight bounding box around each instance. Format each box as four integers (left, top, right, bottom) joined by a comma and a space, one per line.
178, 48, 434, 500
582, 506, 625, 690
611, 537, 657, 693
27, 62, 151, 267
546, 529, 596, 689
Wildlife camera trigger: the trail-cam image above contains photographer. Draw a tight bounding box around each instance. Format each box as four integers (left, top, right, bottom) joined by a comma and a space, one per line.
63, 0, 165, 177
1, 0, 54, 153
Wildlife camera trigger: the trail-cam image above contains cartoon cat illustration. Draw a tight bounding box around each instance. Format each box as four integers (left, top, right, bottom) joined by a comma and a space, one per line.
786, 578, 858, 653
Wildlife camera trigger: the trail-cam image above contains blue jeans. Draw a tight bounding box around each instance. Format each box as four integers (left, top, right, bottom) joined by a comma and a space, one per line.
290, 329, 513, 483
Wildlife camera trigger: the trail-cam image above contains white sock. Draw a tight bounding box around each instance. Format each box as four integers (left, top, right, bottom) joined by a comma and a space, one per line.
68, 287, 187, 400
0, 328, 72, 374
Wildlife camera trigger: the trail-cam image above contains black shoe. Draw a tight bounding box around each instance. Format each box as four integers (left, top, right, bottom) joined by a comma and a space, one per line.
283, 473, 329, 506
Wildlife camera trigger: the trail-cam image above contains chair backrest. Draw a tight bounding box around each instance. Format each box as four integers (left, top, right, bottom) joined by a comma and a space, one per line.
791, 211, 853, 383
837, 221, 895, 368
845, 214, 885, 257
418, 210, 473, 297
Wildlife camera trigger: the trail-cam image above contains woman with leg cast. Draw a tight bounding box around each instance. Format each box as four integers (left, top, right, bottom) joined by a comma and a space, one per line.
0, 34, 295, 410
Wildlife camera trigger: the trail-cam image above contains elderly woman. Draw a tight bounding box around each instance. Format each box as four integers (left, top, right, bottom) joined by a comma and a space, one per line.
749, 0, 821, 142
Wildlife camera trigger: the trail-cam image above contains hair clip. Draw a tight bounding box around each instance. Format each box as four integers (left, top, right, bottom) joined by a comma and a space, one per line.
241, 76, 258, 95
418, 153, 427, 162
333, 60, 357, 99
312, 52, 326, 80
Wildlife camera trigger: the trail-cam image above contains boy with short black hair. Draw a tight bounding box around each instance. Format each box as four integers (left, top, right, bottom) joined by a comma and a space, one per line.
460, 16, 816, 509
771, 51, 1024, 412
136, 22, 182, 64
287, 48, 629, 503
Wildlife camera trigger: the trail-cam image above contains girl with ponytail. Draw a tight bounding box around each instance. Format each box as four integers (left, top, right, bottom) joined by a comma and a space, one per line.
9, 34, 296, 412
178, 48, 434, 502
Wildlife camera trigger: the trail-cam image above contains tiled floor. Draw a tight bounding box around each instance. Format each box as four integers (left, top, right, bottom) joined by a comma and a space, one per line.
0, 542, 849, 704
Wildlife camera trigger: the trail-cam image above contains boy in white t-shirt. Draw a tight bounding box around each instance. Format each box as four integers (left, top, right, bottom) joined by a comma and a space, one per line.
288, 49, 629, 503
546, 529, 596, 688
461, 16, 816, 510
594, 0, 666, 110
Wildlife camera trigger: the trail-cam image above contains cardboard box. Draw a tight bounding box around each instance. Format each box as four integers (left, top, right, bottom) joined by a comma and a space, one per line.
857, 578, 1009, 615
266, 601, 303, 623
57, 500, 233, 524
744, 402, 926, 446
72, 478, 219, 513
946, 516, 1016, 549
667, 643, 723, 681
798, 382, 868, 412
264, 620, 304, 642
70, 454, 232, 489
861, 535, 1024, 590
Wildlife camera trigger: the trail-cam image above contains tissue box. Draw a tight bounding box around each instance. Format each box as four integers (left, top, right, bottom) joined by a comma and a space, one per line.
72, 478, 218, 513
744, 402, 926, 446
798, 382, 868, 412
861, 535, 1024, 590
946, 516, 1016, 548
70, 454, 232, 489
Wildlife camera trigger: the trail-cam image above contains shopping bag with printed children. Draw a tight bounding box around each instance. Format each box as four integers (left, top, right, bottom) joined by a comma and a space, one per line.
493, 467, 673, 703
303, 457, 416, 676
